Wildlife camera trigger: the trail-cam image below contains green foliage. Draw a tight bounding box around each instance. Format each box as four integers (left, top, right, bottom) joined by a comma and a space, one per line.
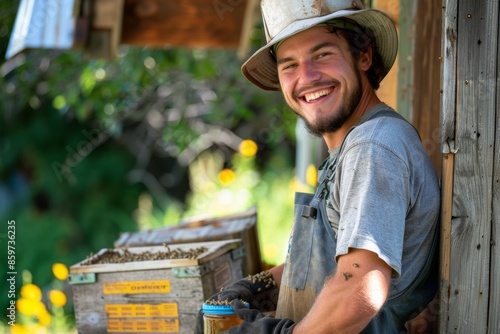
0, 0, 299, 331
0, 98, 144, 321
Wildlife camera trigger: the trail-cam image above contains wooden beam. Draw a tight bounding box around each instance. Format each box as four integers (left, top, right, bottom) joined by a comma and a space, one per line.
489, 19, 500, 332
438, 0, 457, 327
120, 0, 249, 49
372, 0, 399, 111
411, 0, 442, 175
396, 0, 417, 121
440, 151, 454, 282
237, 0, 260, 58
86, 0, 124, 58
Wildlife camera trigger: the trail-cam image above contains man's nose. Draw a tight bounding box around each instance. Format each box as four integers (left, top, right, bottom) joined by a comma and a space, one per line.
298, 61, 321, 84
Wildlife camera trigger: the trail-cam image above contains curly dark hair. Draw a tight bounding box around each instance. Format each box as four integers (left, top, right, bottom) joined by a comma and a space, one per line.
326, 20, 386, 90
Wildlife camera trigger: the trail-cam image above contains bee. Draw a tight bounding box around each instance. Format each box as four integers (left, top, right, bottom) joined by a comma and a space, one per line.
342, 272, 353, 281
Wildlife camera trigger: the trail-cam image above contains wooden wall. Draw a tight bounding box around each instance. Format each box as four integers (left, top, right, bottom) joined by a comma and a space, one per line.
440, 0, 499, 333
396, 0, 442, 175
374, 0, 442, 175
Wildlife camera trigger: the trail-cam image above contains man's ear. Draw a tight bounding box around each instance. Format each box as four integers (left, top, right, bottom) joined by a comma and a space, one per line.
358, 46, 373, 71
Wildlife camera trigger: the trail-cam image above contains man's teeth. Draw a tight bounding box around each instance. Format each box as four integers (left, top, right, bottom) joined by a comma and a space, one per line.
304, 89, 332, 102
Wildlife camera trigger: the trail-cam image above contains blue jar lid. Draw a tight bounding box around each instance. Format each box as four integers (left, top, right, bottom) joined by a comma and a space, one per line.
202, 301, 249, 315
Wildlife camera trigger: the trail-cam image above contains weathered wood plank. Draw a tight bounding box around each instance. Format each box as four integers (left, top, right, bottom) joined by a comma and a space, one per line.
438, 0, 458, 328
438, 0, 458, 333
444, 0, 498, 332
488, 26, 500, 333
440, 0, 457, 151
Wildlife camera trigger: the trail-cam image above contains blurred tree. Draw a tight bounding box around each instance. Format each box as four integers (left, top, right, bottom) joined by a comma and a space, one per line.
0, 0, 297, 323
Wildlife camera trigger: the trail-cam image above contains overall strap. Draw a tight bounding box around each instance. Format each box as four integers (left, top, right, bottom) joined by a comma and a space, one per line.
308, 109, 412, 212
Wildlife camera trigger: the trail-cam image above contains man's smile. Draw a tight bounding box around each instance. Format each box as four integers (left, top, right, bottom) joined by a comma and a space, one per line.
302, 88, 335, 102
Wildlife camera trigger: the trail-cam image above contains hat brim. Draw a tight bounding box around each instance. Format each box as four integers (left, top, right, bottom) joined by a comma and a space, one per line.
241, 8, 398, 91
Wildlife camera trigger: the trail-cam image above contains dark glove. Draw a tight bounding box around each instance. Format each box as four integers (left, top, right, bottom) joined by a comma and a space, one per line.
195, 271, 280, 334
224, 299, 296, 334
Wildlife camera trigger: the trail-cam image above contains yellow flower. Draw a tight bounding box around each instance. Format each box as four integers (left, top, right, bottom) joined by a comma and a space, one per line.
49, 290, 67, 307
239, 139, 258, 157
218, 168, 236, 185
16, 298, 45, 316
37, 309, 52, 326
52, 263, 69, 280
21, 283, 42, 301
10, 324, 29, 333
306, 164, 318, 187
17, 298, 35, 316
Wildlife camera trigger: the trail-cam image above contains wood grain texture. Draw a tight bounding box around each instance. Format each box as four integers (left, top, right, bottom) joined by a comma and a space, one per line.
120, 0, 249, 48
438, 0, 458, 330
440, 0, 498, 333
411, 0, 442, 175
488, 29, 500, 334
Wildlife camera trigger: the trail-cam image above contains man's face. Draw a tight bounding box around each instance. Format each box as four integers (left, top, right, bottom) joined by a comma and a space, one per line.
276, 26, 363, 136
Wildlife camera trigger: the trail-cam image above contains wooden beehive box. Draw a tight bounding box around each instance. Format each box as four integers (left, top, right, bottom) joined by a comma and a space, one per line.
114, 207, 262, 276
69, 239, 243, 334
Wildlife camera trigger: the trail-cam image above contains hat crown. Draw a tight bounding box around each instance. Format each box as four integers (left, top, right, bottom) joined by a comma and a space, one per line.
261, 0, 365, 41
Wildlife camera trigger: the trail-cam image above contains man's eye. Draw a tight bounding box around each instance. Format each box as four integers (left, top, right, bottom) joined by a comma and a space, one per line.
282, 63, 297, 71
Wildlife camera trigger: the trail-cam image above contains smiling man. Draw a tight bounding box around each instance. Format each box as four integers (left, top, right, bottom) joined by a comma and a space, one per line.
196, 1, 440, 333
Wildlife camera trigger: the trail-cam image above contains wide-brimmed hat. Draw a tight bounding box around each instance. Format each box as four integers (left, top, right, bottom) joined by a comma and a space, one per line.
241, 0, 398, 91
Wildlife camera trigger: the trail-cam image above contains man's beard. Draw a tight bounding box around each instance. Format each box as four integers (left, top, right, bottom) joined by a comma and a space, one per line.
294, 68, 363, 137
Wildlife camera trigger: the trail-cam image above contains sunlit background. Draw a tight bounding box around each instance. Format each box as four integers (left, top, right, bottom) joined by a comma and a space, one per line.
0, 1, 319, 332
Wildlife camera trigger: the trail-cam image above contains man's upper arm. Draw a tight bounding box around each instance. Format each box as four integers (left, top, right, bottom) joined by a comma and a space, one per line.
336, 248, 392, 310
293, 248, 392, 334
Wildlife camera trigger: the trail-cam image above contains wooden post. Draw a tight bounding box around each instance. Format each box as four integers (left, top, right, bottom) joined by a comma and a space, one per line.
438, 3, 458, 330
372, 0, 399, 110
411, 0, 442, 174
489, 20, 500, 333
396, 0, 442, 175
396, 0, 416, 121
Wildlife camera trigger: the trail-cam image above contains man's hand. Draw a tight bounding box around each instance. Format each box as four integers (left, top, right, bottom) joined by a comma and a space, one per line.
225, 299, 296, 334
195, 271, 280, 334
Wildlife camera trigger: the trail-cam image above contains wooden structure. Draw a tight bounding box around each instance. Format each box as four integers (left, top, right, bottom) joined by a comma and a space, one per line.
69, 240, 243, 334
5, 0, 260, 59
397, 0, 499, 332
439, 0, 500, 333
114, 206, 263, 276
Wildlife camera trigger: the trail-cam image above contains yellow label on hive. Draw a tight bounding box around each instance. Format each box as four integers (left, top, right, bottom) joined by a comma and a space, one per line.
103, 280, 170, 294
107, 319, 179, 333
106, 303, 178, 318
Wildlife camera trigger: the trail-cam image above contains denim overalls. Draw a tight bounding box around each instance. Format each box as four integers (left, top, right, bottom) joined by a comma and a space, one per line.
275, 109, 439, 333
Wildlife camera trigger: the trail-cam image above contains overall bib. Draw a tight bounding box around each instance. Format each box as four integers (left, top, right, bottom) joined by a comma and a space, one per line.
275, 110, 439, 333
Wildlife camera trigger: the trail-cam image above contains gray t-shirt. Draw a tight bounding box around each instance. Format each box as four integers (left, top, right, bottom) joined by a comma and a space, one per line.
323, 103, 440, 296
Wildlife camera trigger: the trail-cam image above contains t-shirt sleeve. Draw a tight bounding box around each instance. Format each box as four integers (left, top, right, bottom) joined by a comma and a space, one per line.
333, 140, 410, 278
